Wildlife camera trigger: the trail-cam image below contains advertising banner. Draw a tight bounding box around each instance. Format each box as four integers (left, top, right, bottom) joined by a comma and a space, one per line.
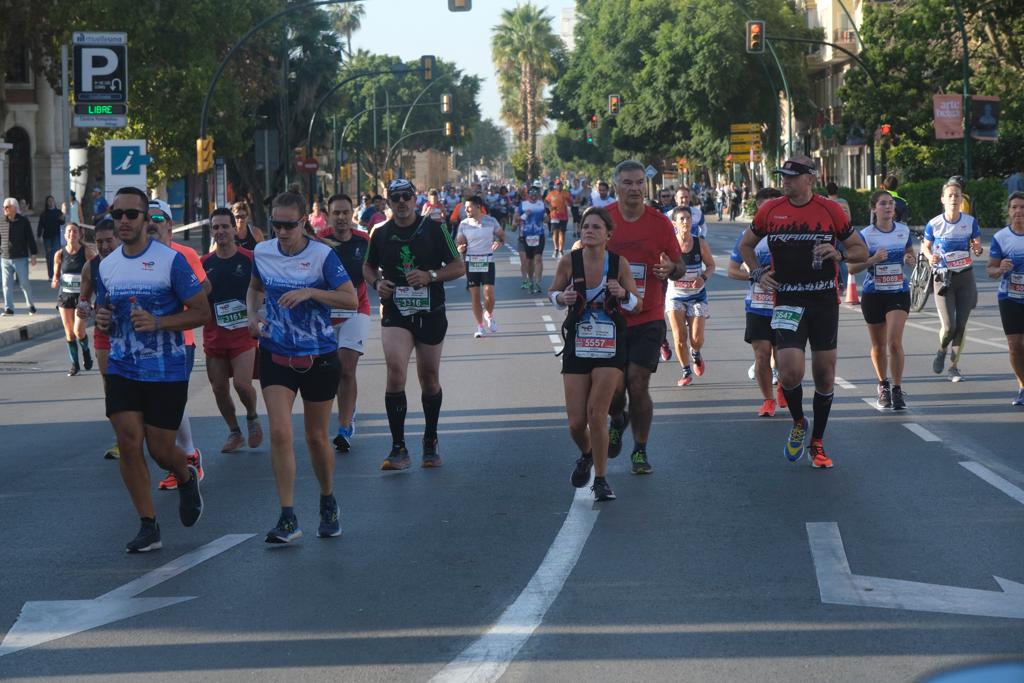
932, 95, 963, 140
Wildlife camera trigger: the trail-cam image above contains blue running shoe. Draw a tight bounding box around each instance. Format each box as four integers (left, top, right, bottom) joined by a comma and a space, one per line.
785, 417, 809, 462
266, 513, 302, 544
317, 495, 342, 538
1013, 388, 1024, 407
334, 424, 353, 452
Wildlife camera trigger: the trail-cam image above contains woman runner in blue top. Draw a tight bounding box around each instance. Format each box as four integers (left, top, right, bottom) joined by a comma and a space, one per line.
986, 191, 1024, 406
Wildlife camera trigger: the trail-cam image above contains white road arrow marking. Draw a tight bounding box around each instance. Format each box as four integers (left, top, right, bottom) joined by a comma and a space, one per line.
807, 523, 1024, 620
0, 534, 254, 657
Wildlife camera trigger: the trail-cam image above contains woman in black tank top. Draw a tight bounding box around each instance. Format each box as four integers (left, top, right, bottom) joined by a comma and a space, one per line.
53, 223, 96, 375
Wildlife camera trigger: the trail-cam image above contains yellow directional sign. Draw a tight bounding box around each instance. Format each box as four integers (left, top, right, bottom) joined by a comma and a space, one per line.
730, 144, 762, 154
730, 123, 762, 133
730, 133, 761, 143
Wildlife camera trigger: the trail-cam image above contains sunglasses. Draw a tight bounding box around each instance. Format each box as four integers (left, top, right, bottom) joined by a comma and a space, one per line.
233, 214, 248, 220
271, 219, 301, 230
149, 214, 167, 223
390, 192, 415, 202
110, 209, 146, 220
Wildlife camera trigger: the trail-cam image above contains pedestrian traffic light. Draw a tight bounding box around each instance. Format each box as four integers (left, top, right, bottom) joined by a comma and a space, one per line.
448, 0, 471, 10
746, 20, 765, 54
196, 136, 214, 174
420, 55, 435, 81
445, 121, 453, 137
441, 93, 452, 114
608, 94, 621, 116
589, 114, 598, 129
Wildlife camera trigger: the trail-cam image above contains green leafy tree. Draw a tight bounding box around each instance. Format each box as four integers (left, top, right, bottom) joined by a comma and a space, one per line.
0, 0, 65, 126
461, 118, 507, 168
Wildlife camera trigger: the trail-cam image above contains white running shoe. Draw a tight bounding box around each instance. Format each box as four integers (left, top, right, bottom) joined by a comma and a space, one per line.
747, 363, 756, 381
474, 325, 485, 338
486, 315, 497, 333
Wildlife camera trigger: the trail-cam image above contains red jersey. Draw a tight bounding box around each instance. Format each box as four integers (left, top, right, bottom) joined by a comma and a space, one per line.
200, 247, 257, 352
169, 241, 207, 346
607, 203, 682, 326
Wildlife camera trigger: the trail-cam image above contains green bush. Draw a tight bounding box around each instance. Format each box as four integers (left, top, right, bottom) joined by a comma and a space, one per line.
815, 187, 871, 226
899, 177, 1007, 228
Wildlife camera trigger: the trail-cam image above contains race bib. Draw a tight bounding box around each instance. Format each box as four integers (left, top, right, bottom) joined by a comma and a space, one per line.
1009, 273, 1024, 300
678, 265, 702, 289
630, 263, 647, 297
525, 235, 540, 247
467, 254, 492, 273
771, 305, 805, 332
394, 286, 431, 317
944, 250, 972, 272
60, 273, 81, 294
330, 308, 356, 321
873, 262, 904, 292
750, 283, 773, 310
430, 208, 442, 221
215, 299, 248, 330
574, 317, 616, 358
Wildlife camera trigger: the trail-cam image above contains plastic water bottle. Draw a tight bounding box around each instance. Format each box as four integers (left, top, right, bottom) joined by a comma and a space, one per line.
811, 234, 826, 270
101, 293, 114, 334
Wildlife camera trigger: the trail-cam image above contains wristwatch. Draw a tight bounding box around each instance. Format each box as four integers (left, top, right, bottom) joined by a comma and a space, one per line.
429, 269, 438, 282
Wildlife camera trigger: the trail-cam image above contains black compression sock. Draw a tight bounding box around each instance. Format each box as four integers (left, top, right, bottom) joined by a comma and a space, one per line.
811, 391, 834, 440
78, 334, 90, 352
781, 384, 804, 422
385, 391, 407, 445
634, 442, 646, 453
67, 340, 79, 366
422, 389, 442, 442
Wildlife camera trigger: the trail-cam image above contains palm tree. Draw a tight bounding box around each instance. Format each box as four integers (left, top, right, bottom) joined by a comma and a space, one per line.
329, 3, 365, 58
492, 3, 561, 181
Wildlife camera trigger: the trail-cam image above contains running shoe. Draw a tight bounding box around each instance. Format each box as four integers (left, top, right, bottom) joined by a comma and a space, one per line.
104, 443, 120, 460
1012, 388, 1024, 407
932, 348, 946, 374
178, 465, 203, 527
247, 417, 263, 448
607, 412, 629, 459
317, 495, 342, 538
334, 423, 353, 452
747, 362, 756, 381
772, 368, 779, 386
265, 513, 302, 544
630, 448, 652, 475
776, 385, 788, 408
660, 339, 672, 362
531, 283, 542, 294
521, 278, 530, 290
691, 351, 705, 377
125, 520, 161, 553
570, 454, 593, 488
83, 350, 93, 371
1, 308, 11, 316
809, 439, 834, 469
486, 314, 498, 333
158, 471, 178, 490
591, 478, 616, 501
474, 325, 485, 338
187, 449, 204, 482
758, 399, 776, 417
677, 366, 693, 386
785, 417, 809, 462
422, 439, 443, 468
876, 380, 892, 410
891, 385, 907, 411
67, 364, 80, 377
28, 305, 36, 315
381, 445, 411, 470
221, 430, 245, 453
948, 367, 964, 383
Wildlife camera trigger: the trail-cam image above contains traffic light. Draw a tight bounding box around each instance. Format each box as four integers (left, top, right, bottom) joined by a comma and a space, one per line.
746, 20, 765, 54
589, 114, 598, 129
445, 121, 453, 137
608, 94, 621, 116
880, 123, 892, 137
459, 124, 466, 137
196, 136, 214, 174
441, 93, 452, 114
448, 0, 471, 10
420, 54, 435, 81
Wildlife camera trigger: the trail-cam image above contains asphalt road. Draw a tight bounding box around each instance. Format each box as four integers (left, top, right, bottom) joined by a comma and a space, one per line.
0, 221, 1021, 682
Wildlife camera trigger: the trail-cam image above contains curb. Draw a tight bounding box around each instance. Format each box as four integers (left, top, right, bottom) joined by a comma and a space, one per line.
0, 315, 64, 349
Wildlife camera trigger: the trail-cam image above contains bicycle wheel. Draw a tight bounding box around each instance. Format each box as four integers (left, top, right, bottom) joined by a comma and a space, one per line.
909, 258, 932, 312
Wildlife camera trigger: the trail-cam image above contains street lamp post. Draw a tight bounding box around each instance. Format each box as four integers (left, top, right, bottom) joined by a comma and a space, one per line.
952, 0, 972, 180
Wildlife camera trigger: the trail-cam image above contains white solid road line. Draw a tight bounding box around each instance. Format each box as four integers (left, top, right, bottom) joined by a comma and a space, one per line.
429, 487, 600, 683
903, 423, 942, 442
959, 461, 1024, 506
834, 376, 856, 390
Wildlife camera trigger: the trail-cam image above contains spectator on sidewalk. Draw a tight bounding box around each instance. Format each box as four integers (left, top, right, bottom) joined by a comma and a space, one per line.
1, 197, 39, 315
37, 195, 65, 279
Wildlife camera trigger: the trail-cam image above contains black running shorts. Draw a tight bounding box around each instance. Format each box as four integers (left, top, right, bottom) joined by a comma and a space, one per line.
381, 306, 448, 346
624, 319, 666, 373
744, 312, 773, 344
258, 348, 340, 402
465, 263, 496, 288
105, 374, 189, 430
861, 291, 911, 325
519, 234, 545, 260
772, 295, 840, 352
999, 298, 1024, 335
549, 220, 567, 234
57, 293, 80, 309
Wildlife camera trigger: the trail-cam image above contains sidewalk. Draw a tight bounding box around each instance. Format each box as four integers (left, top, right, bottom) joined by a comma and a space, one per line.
0, 260, 64, 349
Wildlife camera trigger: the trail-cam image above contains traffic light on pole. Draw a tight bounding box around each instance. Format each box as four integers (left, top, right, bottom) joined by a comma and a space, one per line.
196, 136, 214, 174
608, 94, 621, 115
441, 93, 452, 114
445, 121, 453, 137
448, 0, 471, 10
746, 20, 765, 54
880, 123, 892, 137
420, 54, 435, 81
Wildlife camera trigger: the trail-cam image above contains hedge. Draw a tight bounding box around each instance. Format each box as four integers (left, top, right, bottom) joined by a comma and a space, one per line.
820, 178, 1008, 228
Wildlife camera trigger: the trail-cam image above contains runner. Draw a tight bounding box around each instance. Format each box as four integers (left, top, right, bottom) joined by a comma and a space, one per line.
550, 206, 641, 501
456, 195, 505, 337
517, 185, 548, 293
232, 201, 264, 251
200, 207, 262, 452
319, 193, 370, 453
363, 179, 464, 470
605, 160, 685, 474
923, 179, 984, 382
728, 187, 785, 416
739, 156, 867, 468
52, 222, 96, 376
848, 190, 915, 410
591, 180, 615, 209
664, 206, 715, 386
93, 186, 209, 552
247, 191, 357, 543
546, 179, 572, 258
669, 187, 707, 237
987, 191, 1024, 406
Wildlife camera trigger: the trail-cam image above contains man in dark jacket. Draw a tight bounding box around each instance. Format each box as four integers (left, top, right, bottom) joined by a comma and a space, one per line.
1, 197, 39, 315
37, 195, 65, 279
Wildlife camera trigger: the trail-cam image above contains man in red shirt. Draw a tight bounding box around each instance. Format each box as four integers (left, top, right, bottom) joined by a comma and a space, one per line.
605, 160, 686, 474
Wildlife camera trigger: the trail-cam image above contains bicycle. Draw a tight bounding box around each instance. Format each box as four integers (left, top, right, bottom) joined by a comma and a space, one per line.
908, 225, 933, 312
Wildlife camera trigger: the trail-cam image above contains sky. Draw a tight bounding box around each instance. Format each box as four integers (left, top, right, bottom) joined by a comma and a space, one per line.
349, 0, 577, 128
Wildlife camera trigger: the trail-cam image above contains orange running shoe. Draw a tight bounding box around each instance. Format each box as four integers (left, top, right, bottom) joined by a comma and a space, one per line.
776, 385, 788, 408
158, 471, 178, 490
809, 439, 833, 469
187, 449, 204, 482
758, 399, 776, 417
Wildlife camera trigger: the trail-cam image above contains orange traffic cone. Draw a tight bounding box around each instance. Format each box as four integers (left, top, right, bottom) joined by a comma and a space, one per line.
845, 277, 860, 305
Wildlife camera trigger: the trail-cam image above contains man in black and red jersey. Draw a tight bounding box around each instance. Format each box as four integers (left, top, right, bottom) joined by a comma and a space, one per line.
605, 160, 686, 474
319, 193, 370, 453
739, 155, 867, 469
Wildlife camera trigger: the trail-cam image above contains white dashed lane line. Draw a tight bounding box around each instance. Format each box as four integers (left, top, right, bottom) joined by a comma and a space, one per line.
903, 423, 942, 442
545, 324, 557, 332
834, 376, 856, 390
959, 461, 1024, 505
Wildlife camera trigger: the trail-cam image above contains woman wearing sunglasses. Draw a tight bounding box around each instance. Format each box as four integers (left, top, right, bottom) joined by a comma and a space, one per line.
246, 191, 358, 544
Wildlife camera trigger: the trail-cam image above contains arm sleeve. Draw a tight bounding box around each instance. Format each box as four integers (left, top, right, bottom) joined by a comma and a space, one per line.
322, 248, 350, 289
170, 252, 203, 301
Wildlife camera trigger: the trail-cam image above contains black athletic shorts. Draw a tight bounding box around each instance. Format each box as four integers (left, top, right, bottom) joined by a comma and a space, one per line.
57, 293, 80, 309
550, 220, 567, 234
258, 347, 340, 402
772, 295, 840, 352
744, 312, 773, 344
381, 306, 448, 346
624, 319, 666, 373
105, 374, 189, 430
999, 298, 1024, 335
861, 291, 911, 325
466, 262, 496, 288
519, 234, 545, 260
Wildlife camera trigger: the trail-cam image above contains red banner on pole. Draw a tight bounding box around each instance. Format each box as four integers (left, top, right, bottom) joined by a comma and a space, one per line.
932, 95, 963, 140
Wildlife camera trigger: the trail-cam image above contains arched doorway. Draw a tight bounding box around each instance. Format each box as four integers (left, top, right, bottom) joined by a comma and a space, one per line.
4, 127, 31, 204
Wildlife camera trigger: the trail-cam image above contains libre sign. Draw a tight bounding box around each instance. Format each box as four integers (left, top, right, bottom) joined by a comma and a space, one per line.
73, 32, 128, 129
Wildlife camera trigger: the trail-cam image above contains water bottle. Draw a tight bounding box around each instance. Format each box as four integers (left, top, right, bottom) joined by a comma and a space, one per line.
811, 234, 826, 270
100, 293, 114, 334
